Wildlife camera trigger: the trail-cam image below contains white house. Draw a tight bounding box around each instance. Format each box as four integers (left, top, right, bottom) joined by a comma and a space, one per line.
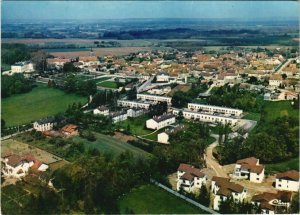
233, 157, 265, 183
11, 61, 34, 74
33, 116, 56, 132
117, 99, 151, 110
1, 154, 48, 179
156, 72, 170, 82
127, 108, 144, 118
177, 163, 207, 193
78, 56, 99, 67
157, 124, 184, 144
111, 111, 128, 124
275, 170, 299, 192
93, 106, 109, 116
146, 114, 176, 130
211, 176, 247, 211
173, 109, 238, 125
251, 191, 293, 214
187, 103, 243, 117
137, 94, 172, 105
269, 74, 283, 88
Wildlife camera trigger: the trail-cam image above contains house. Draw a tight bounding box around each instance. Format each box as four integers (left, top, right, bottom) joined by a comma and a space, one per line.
187, 103, 243, 117
251, 191, 293, 214
11, 61, 34, 74
177, 163, 207, 193
137, 94, 172, 105
60, 124, 79, 138
173, 109, 238, 125
211, 176, 247, 211
33, 116, 56, 132
78, 56, 99, 66
156, 72, 170, 82
233, 157, 265, 183
269, 74, 283, 88
111, 111, 128, 124
1, 154, 48, 179
117, 99, 151, 110
93, 106, 109, 116
275, 170, 299, 192
47, 58, 70, 68
126, 108, 144, 118
146, 114, 176, 130
157, 124, 184, 144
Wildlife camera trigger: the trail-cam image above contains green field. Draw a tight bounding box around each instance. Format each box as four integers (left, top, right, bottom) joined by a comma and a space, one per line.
72, 132, 150, 156
266, 157, 299, 174
2, 85, 87, 126
96, 77, 113, 83
118, 184, 207, 214
263, 101, 299, 122
118, 115, 153, 136
242, 112, 261, 121
97, 81, 118, 89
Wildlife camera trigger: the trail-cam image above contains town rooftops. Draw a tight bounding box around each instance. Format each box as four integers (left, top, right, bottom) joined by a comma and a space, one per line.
276, 170, 299, 181
178, 163, 205, 181
188, 103, 243, 112
236, 157, 264, 174
157, 71, 169, 76
152, 114, 175, 123
212, 176, 245, 196
35, 116, 56, 125
5, 154, 23, 167
79, 56, 98, 62
111, 111, 127, 118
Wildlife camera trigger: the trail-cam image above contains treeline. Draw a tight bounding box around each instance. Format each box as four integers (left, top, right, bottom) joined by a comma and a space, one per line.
17, 152, 155, 214
88, 90, 120, 109
216, 116, 299, 165
61, 74, 97, 96
208, 84, 263, 112
2, 44, 31, 66
1, 74, 34, 98
153, 122, 212, 174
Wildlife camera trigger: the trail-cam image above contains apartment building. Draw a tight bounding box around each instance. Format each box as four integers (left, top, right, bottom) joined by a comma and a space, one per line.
146, 114, 175, 130
187, 103, 243, 117
117, 99, 151, 110
137, 94, 172, 105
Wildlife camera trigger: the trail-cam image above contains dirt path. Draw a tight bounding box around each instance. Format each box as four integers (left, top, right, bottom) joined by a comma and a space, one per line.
205, 135, 227, 178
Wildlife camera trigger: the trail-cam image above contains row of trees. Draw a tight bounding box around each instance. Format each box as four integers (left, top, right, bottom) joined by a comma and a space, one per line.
62, 74, 97, 96
208, 84, 263, 112
1, 74, 34, 98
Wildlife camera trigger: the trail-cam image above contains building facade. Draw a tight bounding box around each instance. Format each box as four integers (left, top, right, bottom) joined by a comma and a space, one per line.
146, 114, 175, 130
137, 94, 172, 105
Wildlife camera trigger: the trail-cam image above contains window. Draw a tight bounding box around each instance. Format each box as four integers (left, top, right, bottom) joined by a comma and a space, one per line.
256, 178, 259, 181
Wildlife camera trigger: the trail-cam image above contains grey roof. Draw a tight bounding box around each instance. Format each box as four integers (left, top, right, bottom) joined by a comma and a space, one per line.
165, 124, 184, 135
111, 111, 127, 118
97, 106, 109, 111
152, 114, 175, 123
36, 116, 56, 125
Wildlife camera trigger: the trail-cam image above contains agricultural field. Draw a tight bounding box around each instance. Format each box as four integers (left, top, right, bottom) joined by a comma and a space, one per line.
263, 100, 299, 122
2, 85, 87, 126
97, 80, 118, 88
50, 47, 151, 58
1, 139, 63, 165
71, 132, 150, 156
118, 184, 207, 214
265, 157, 299, 174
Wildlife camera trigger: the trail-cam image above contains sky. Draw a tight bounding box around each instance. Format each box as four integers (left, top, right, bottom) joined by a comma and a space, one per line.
2, 1, 299, 21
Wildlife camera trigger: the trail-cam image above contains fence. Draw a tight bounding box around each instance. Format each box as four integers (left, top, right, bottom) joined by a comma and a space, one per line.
150, 179, 219, 214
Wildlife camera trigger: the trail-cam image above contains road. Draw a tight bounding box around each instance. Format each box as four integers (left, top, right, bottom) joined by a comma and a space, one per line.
205, 134, 227, 177
276, 58, 294, 73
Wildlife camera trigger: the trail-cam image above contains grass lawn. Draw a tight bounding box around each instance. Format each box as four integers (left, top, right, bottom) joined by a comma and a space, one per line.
265, 157, 299, 174
71, 132, 150, 156
263, 101, 299, 122
118, 184, 207, 214
118, 115, 153, 136
242, 112, 261, 121
97, 81, 118, 89
2, 85, 87, 126
96, 77, 112, 83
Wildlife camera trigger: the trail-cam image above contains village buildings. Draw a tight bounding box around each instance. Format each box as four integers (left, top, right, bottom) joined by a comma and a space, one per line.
275, 170, 299, 192
146, 114, 176, 130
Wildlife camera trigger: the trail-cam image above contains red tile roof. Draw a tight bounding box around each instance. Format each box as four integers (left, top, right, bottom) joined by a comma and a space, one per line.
276, 170, 299, 181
